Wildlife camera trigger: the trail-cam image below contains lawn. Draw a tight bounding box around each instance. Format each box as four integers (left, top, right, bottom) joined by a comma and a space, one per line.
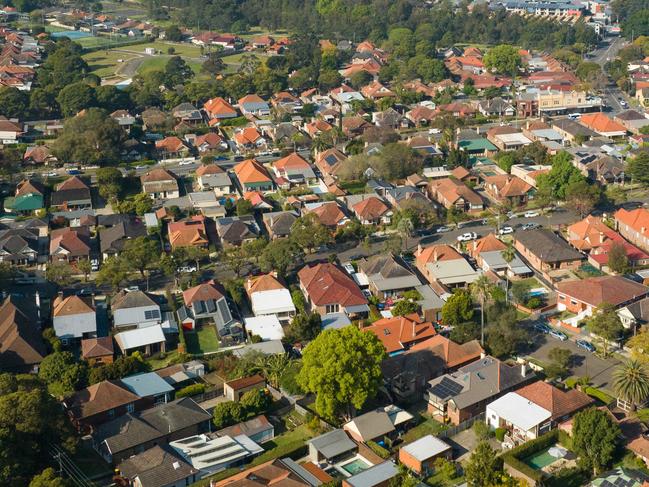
82, 50, 137, 78
138, 56, 202, 75
127, 41, 203, 58
146, 349, 181, 370
185, 326, 220, 355
402, 414, 449, 444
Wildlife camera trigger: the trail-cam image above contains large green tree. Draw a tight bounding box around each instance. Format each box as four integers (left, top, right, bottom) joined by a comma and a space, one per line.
628, 152, 649, 186
464, 441, 504, 487
572, 408, 620, 474
56, 82, 96, 117
536, 151, 586, 200
588, 304, 624, 356
613, 359, 649, 411
0, 87, 29, 118
483, 44, 522, 75
290, 213, 331, 253
38, 351, 87, 397
441, 289, 474, 327
122, 236, 160, 277
297, 326, 386, 420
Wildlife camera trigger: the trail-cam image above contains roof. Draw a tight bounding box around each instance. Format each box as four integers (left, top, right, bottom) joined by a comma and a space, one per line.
470, 234, 507, 255
52, 295, 94, 317
616, 208, 649, 239
514, 229, 583, 263
182, 280, 225, 306
487, 392, 552, 431
344, 461, 398, 487
216, 414, 273, 438
196, 163, 225, 176
429, 178, 483, 206
112, 290, 158, 310
306, 201, 346, 227
409, 335, 483, 369
141, 168, 178, 183
556, 276, 649, 308
225, 374, 265, 391
484, 175, 533, 198
68, 381, 140, 419
344, 410, 395, 441
308, 429, 357, 460
359, 254, 420, 292
81, 337, 114, 359
211, 458, 318, 486
120, 372, 175, 398
298, 263, 368, 308
273, 152, 311, 172
114, 325, 166, 352
203, 97, 237, 118
515, 381, 593, 420
364, 314, 436, 354
118, 445, 197, 487
168, 216, 208, 248
233, 159, 272, 185
352, 197, 390, 221
0, 296, 45, 369
400, 434, 451, 461
580, 113, 627, 134
244, 315, 284, 341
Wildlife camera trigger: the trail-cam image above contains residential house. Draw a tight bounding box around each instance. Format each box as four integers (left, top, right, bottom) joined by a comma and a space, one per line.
483, 175, 535, 206
303, 201, 348, 229
233, 126, 266, 151
119, 372, 174, 406
272, 153, 317, 186
298, 262, 369, 317
552, 118, 598, 143
141, 168, 180, 200
271, 91, 302, 113
195, 164, 232, 195
194, 132, 226, 153
579, 112, 627, 138
357, 254, 421, 298
243, 191, 273, 211
363, 314, 437, 355
513, 229, 584, 278
315, 148, 347, 178
238, 94, 271, 117
308, 429, 357, 464
304, 118, 334, 138
3, 179, 44, 215
49, 226, 91, 262
0, 117, 23, 143
360, 80, 395, 100
168, 215, 209, 249
233, 159, 274, 192
427, 178, 484, 214
406, 135, 443, 158
262, 210, 298, 239
426, 356, 534, 424
155, 136, 190, 159
93, 397, 212, 463
112, 290, 162, 329
172, 102, 202, 125
468, 234, 532, 278
477, 97, 515, 117
373, 108, 408, 129
81, 337, 114, 366
51, 176, 92, 211
485, 392, 553, 444
399, 436, 452, 477
203, 97, 238, 122
615, 208, 649, 252
415, 244, 480, 289
515, 380, 593, 425
99, 216, 147, 259
343, 405, 413, 443
0, 227, 40, 264
52, 294, 96, 341
341, 116, 372, 137
224, 375, 266, 401
406, 105, 437, 127
351, 196, 392, 225
116, 445, 198, 487
385, 186, 435, 212
614, 110, 649, 134
0, 296, 45, 373
457, 137, 498, 157
216, 415, 274, 445
215, 215, 260, 247
510, 164, 551, 188
245, 273, 296, 324
211, 458, 324, 487
342, 461, 399, 487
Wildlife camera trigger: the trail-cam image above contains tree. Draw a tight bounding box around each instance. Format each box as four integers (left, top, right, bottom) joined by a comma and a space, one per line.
350, 70, 373, 90
470, 274, 491, 346
285, 312, 322, 343
501, 242, 516, 303
318, 69, 343, 91
236, 198, 254, 216
29, 468, 69, 487
485, 303, 525, 358
260, 239, 304, 277
202, 53, 226, 75
240, 388, 272, 414
627, 331, 649, 363
45, 262, 73, 286
391, 300, 419, 316
164, 56, 194, 87
38, 351, 87, 396
175, 246, 208, 271
95, 85, 131, 112
213, 401, 245, 429
396, 217, 414, 251
122, 237, 159, 277
165, 25, 183, 41
0, 87, 29, 118
565, 179, 601, 218
297, 326, 386, 421
613, 359, 649, 411
96, 166, 123, 202
465, 441, 504, 487
442, 289, 474, 327
588, 304, 624, 356
608, 241, 629, 274
96, 256, 129, 290
483, 45, 521, 76
535, 151, 586, 200
88, 355, 149, 384
77, 259, 92, 282
546, 347, 572, 378
56, 82, 96, 117
628, 152, 649, 186
572, 408, 620, 474
290, 213, 331, 253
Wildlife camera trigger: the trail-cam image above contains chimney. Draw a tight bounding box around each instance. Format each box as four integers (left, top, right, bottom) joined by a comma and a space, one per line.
417, 243, 423, 256
480, 351, 486, 359
433, 248, 439, 262
521, 363, 528, 377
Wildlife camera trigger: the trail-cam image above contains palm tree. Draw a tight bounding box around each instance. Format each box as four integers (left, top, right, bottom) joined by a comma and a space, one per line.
470, 274, 491, 347
501, 242, 516, 304
613, 359, 649, 412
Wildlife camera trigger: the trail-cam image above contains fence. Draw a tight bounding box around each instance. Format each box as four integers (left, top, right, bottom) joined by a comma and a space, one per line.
438, 412, 485, 439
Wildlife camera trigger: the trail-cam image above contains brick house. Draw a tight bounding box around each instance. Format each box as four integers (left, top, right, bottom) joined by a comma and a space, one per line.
513, 229, 584, 277
224, 375, 266, 401
399, 435, 452, 476
615, 208, 649, 252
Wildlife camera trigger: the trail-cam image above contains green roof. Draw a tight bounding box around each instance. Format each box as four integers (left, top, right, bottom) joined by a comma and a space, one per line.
4, 193, 44, 212
458, 138, 498, 153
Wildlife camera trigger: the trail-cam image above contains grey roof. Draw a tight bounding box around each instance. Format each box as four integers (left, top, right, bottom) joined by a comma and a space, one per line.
120, 372, 174, 398
215, 216, 259, 243
401, 434, 451, 461
416, 284, 445, 311
111, 290, 159, 311
345, 461, 398, 487
615, 109, 645, 121
99, 219, 147, 254
51, 188, 91, 206
552, 119, 598, 138
308, 429, 357, 459
262, 211, 298, 237
622, 297, 649, 324
480, 250, 531, 275
514, 229, 583, 263
359, 254, 421, 292
345, 410, 394, 441
231, 340, 285, 357
216, 414, 273, 439
117, 445, 197, 487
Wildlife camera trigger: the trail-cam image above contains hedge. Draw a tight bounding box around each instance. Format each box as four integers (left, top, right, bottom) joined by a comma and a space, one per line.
367, 440, 391, 459
501, 429, 559, 484
583, 386, 614, 405
176, 383, 206, 398
558, 429, 572, 450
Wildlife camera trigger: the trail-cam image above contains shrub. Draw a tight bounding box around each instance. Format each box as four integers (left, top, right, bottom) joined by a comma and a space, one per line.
495, 427, 506, 442
526, 297, 542, 309
473, 420, 490, 440
558, 429, 573, 450
564, 377, 578, 389
584, 386, 614, 405
176, 383, 206, 398
501, 430, 559, 484
367, 440, 390, 459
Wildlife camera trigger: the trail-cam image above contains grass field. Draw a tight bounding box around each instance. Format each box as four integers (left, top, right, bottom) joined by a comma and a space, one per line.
83, 50, 137, 77
137, 56, 202, 75
185, 325, 220, 355
127, 41, 204, 58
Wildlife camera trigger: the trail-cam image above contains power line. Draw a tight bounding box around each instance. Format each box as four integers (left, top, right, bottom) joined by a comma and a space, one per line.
48, 444, 97, 487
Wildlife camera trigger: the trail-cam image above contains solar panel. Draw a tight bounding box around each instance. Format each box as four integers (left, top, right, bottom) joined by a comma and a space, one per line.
217, 299, 232, 323
600, 481, 614, 487
430, 377, 464, 400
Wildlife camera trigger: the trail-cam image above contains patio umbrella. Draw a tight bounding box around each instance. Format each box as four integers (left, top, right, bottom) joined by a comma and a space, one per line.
548, 446, 568, 458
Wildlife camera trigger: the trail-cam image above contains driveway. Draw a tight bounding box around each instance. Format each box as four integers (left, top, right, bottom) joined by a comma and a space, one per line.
447, 429, 502, 462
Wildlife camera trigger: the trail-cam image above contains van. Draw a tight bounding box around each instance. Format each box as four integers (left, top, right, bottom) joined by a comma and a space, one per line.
567, 113, 581, 120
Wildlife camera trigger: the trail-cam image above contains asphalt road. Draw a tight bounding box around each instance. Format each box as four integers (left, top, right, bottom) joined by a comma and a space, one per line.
590, 35, 629, 116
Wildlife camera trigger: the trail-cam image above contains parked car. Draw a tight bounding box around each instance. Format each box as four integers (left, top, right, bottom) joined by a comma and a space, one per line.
549, 329, 568, 341
524, 211, 540, 218
416, 229, 434, 237
428, 128, 442, 134
90, 258, 99, 271
498, 226, 514, 235
435, 226, 451, 233
576, 339, 596, 353
215, 155, 228, 161
178, 160, 194, 166
342, 262, 355, 275
533, 322, 551, 334
362, 289, 372, 298
457, 232, 478, 242
521, 222, 540, 230
124, 285, 140, 292
45, 171, 58, 177
177, 265, 198, 273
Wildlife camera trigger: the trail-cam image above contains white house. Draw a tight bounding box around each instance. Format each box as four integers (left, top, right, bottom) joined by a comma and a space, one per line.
52, 295, 97, 341
486, 392, 552, 445
243, 315, 284, 341
111, 290, 162, 329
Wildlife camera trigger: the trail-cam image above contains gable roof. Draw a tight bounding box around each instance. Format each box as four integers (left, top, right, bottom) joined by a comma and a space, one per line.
556, 276, 649, 308
112, 290, 158, 310
182, 280, 225, 306
52, 295, 94, 317
409, 335, 484, 368
580, 112, 627, 134
118, 445, 198, 487
298, 263, 367, 308
196, 164, 225, 176
67, 380, 140, 419
514, 229, 583, 263
203, 97, 237, 118
245, 273, 287, 296
141, 168, 178, 183
484, 175, 533, 197
233, 159, 272, 184
81, 337, 114, 359
616, 208, 649, 239
470, 233, 507, 255
515, 381, 593, 420
0, 296, 45, 369
272, 152, 310, 172
363, 314, 436, 354
352, 196, 390, 221
306, 201, 346, 227
416, 244, 463, 268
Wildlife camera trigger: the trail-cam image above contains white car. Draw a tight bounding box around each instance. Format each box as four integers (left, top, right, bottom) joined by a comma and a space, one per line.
435, 226, 451, 233
524, 211, 539, 218
124, 286, 139, 292
498, 226, 514, 235
45, 171, 58, 177
428, 128, 442, 134
178, 160, 194, 166
90, 258, 99, 271
177, 265, 198, 273
342, 262, 355, 275
457, 232, 478, 242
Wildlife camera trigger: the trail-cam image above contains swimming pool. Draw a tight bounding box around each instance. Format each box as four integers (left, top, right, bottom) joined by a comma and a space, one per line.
51, 30, 93, 39
529, 288, 548, 298
341, 458, 370, 475
524, 447, 561, 469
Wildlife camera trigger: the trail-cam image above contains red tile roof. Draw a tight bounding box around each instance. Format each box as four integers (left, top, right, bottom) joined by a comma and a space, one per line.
352, 197, 390, 221
516, 381, 593, 420
183, 280, 225, 306
409, 335, 484, 368
363, 314, 436, 354
556, 276, 649, 308
298, 263, 367, 308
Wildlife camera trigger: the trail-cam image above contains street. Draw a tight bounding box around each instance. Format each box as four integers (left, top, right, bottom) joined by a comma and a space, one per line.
590, 35, 629, 116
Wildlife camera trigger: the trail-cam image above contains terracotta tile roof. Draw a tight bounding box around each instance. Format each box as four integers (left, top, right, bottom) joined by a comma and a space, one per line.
243, 191, 272, 208
195, 132, 223, 148
360, 80, 395, 99
316, 148, 347, 177
580, 113, 627, 134
81, 337, 114, 359
225, 374, 265, 391
234, 127, 263, 145
141, 168, 177, 183
0, 296, 45, 368
470, 233, 507, 255
416, 244, 463, 268
305, 119, 333, 136
245, 273, 286, 296
50, 227, 91, 257
15, 179, 43, 197
182, 280, 225, 306
306, 201, 346, 227
516, 381, 593, 420
211, 459, 308, 486
272, 152, 310, 172
428, 178, 483, 206
451, 166, 470, 179
363, 314, 437, 354
567, 215, 613, 251
155, 136, 186, 152
298, 263, 368, 308
408, 105, 436, 122
615, 208, 649, 239
238, 94, 266, 105
196, 163, 224, 176
168, 215, 208, 248
67, 381, 139, 419
234, 159, 272, 184
53, 295, 94, 317
23, 145, 53, 164
484, 175, 533, 198
556, 276, 649, 308
409, 334, 484, 368
352, 196, 390, 221
356, 41, 376, 52
57, 175, 89, 191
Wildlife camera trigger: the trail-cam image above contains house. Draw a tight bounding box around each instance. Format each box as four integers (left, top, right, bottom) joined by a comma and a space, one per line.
194, 132, 226, 153
203, 97, 238, 121
245, 273, 296, 324
238, 94, 271, 117
116, 445, 198, 487
426, 356, 534, 425
93, 397, 212, 464
513, 229, 584, 278
457, 137, 498, 157
141, 168, 180, 200
360, 80, 395, 99
215, 215, 260, 247
271, 91, 302, 113
303, 201, 348, 229
233, 159, 274, 192
216, 414, 275, 444
342, 461, 399, 487
262, 210, 298, 239
224, 374, 266, 402
556, 276, 649, 323
119, 372, 174, 405
308, 429, 357, 464
51, 176, 92, 211
172, 102, 202, 125
0, 117, 23, 143
373, 108, 408, 129
382, 334, 484, 403
343, 405, 413, 444
579, 112, 627, 138
486, 392, 553, 444
168, 215, 209, 249
49, 227, 91, 262
427, 178, 484, 213
510, 164, 551, 188
298, 263, 369, 316
406, 105, 436, 126
178, 281, 240, 342
385, 186, 434, 212
81, 337, 114, 366
615, 208, 649, 252
112, 290, 162, 329
211, 458, 325, 486
399, 435, 452, 476
244, 315, 284, 341
415, 244, 480, 288
315, 148, 347, 178
487, 128, 532, 152
357, 254, 421, 298
477, 97, 515, 117
195, 164, 232, 195
615, 109, 649, 134
483, 175, 534, 206
3, 179, 44, 215
99, 216, 147, 259
552, 118, 598, 142
468, 234, 532, 278
0, 227, 40, 264
155, 136, 190, 159
515, 380, 593, 424
363, 314, 436, 355
272, 153, 317, 185
0, 296, 45, 373
351, 196, 392, 225
52, 294, 96, 341
233, 126, 266, 151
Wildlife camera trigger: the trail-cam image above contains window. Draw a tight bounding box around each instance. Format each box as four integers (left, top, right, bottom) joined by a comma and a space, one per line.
325, 304, 339, 314
126, 403, 134, 413
570, 300, 577, 305
144, 309, 161, 320
107, 409, 115, 418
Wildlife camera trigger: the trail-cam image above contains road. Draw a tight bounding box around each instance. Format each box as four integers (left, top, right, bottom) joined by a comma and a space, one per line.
590, 35, 629, 115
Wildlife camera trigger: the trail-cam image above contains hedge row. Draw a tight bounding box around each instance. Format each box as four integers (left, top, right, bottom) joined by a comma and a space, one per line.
501, 429, 559, 483
367, 440, 391, 459
176, 383, 206, 398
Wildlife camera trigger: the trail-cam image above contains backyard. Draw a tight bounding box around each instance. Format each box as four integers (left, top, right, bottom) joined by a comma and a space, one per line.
402, 409, 449, 444
184, 325, 220, 355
